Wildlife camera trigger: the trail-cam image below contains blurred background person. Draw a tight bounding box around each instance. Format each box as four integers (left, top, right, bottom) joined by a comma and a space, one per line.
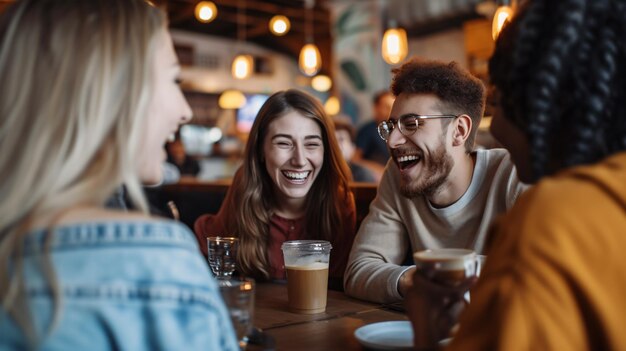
0, 1, 238, 349
356, 90, 394, 166
407, 0, 626, 349
194, 89, 356, 291
166, 136, 201, 177
333, 115, 377, 183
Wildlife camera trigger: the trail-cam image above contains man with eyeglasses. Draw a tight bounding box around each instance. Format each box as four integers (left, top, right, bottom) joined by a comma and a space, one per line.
344, 58, 527, 303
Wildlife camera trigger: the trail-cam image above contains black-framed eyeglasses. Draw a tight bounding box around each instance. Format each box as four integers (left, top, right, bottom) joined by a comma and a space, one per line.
377, 113, 457, 141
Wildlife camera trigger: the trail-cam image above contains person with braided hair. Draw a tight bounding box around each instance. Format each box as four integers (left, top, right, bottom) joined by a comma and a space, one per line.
406, 0, 626, 349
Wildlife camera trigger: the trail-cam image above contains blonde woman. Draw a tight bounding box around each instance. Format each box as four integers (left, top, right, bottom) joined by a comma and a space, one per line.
0, 1, 238, 349
195, 90, 356, 290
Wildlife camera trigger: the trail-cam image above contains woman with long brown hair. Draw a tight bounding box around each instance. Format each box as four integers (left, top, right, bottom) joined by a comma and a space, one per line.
195, 89, 356, 289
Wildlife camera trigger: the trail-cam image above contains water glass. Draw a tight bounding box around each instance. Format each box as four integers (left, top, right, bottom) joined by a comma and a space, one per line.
218, 277, 255, 349
207, 236, 238, 277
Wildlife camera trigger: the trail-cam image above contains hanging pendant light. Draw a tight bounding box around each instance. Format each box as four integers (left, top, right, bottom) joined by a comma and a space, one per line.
232, 52, 253, 79
382, 20, 408, 65
299, 44, 321, 76
311, 74, 332, 92
232, 54, 254, 79
232, 0, 253, 79
269, 15, 291, 36
324, 96, 340, 116
492, 5, 514, 40
219, 90, 246, 109
299, 0, 321, 76
195, 1, 217, 23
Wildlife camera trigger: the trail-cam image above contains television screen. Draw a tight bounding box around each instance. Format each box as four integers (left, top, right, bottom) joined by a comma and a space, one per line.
179, 124, 223, 156
236, 94, 269, 133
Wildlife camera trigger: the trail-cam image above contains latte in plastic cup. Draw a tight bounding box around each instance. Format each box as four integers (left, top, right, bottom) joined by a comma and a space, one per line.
281, 240, 332, 314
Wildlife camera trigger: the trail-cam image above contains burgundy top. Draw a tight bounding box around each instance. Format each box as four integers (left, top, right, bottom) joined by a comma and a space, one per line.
194, 202, 356, 281
267, 214, 304, 279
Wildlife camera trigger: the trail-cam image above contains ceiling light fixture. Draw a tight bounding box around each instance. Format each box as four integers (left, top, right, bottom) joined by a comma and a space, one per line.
492, 4, 514, 40
311, 74, 332, 92
218, 89, 246, 109
298, 0, 321, 76
324, 96, 340, 116
232, 54, 254, 79
269, 15, 291, 36
232, 0, 253, 79
194, 1, 217, 23
382, 20, 408, 65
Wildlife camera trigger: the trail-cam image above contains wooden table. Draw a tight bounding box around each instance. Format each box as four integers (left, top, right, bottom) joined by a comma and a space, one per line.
252, 282, 408, 350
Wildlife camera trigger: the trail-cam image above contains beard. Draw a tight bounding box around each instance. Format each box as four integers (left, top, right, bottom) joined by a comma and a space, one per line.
399, 141, 454, 198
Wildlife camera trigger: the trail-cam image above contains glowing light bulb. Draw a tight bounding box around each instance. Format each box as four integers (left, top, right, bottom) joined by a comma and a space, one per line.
218, 90, 246, 109
232, 54, 254, 79
194, 1, 217, 23
382, 27, 408, 65
324, 96, 340, 116
492, 6, 514, 40
311, 75, 332, 92
299, 44, 321, 76
269, 15, 290, 36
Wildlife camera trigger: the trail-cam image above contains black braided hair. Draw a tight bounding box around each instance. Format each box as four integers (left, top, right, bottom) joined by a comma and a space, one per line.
490, 0, 626, 180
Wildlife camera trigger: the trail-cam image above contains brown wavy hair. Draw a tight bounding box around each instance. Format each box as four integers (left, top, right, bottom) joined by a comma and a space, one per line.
217, 89, 354, 279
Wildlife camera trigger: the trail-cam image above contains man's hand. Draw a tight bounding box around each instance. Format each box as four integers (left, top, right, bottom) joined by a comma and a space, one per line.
404, 269, 477, 349
398, 267, 416, 297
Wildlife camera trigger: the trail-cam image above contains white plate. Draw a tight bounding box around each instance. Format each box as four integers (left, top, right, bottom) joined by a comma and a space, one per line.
440, 337, 452, 347
354, 321, 414, 350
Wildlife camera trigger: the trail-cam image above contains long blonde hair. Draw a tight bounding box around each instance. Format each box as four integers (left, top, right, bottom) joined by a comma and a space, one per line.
0, 0, 166, 340
218, 89, 354, 279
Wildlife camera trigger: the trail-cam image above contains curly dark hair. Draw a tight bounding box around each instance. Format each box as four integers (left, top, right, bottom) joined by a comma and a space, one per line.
390, 58, 486, 152
490, 0, 626, 180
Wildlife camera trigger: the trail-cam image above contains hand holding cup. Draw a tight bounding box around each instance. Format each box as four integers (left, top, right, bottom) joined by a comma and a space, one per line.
408, 248, 481, 348
413, 248, 481, 287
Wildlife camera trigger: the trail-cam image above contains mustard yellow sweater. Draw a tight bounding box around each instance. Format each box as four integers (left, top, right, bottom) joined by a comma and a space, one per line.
450, 152, 626, 350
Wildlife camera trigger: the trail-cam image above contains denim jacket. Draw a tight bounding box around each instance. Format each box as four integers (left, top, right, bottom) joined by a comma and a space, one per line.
0, 220, 239, 351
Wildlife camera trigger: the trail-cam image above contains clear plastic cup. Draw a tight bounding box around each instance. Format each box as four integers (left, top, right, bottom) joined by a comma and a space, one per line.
281, 240, 332, 314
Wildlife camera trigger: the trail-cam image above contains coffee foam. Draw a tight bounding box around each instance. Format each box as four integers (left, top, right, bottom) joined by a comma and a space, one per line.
414, 249, 476, 270
285, 262, 329, 270
284, 254, 330, 267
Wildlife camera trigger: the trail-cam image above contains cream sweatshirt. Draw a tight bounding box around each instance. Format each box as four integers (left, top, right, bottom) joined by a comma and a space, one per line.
344, 148, 527, 303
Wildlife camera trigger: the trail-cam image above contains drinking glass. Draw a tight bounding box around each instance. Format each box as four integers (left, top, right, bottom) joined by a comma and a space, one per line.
207, 236, 238, 278
413, 248, 480, 287
414, 248, 483, 302
218, 277, 255, 350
